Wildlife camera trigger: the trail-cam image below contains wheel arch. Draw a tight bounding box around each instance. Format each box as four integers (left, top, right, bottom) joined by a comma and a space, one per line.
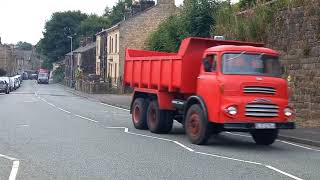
183, 96, 208, 123
130, 91, 156, 113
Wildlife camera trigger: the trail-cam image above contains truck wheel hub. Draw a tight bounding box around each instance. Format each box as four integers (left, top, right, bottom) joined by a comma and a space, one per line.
188, 114, 201, 137
133, 106, 141, 123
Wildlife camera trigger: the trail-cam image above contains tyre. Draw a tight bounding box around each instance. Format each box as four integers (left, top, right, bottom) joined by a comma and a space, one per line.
147, 100, 173, 134
131, 98, 148, 129
251, 129, 279, 145
185, 104, 211, 145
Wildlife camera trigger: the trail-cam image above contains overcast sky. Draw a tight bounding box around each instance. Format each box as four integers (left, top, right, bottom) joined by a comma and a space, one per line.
0, 0, 238, 45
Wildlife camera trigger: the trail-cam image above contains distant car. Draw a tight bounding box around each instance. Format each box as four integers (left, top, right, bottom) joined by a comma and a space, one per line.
0, 80, 10, 94
0, 77, 14, 91
30, 73, 38, 80
38, 73, 49, 84
13, 77, 20, 89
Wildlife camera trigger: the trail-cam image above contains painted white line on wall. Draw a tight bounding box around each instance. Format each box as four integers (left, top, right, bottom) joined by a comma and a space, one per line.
266, 165, 303, 180
74, 114, 99, 123
100, 103, 130, 112
0, 154, 19, 180
226, 132, 320, 152
8, 161, 20, 180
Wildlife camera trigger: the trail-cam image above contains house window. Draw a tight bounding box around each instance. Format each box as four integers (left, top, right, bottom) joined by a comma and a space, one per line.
115, 34, 118, 53
96, 62, 100, 75
109, 36, 112, 53
114, 63, 117, 83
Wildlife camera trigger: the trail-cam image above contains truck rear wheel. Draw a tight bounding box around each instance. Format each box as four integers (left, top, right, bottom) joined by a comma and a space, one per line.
131, 98, 148, 129
251, 129, 278, 145
185, 104, 211, 145
147, 100, 173, 134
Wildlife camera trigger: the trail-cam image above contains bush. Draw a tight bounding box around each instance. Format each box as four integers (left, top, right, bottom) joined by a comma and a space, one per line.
52, 65, 65, 83
213, 2, 273, 42
147, 0, 218, 52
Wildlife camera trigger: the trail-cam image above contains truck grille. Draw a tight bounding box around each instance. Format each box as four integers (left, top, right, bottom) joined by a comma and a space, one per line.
243, 86, 276, 94
245, 104, 279, 117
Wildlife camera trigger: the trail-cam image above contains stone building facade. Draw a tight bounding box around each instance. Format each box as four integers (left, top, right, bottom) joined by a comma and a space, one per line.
265, 0, 320, 127
96, 30, 108, 80
103, 0, 177, 88
0, 44, 16, 76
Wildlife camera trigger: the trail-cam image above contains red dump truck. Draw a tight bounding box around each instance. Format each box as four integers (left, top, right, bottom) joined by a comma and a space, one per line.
124, 37, 295, 145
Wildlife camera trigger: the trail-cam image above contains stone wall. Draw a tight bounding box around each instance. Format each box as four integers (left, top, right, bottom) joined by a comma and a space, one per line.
266, 0, 320, 127
0, 45, 16, 76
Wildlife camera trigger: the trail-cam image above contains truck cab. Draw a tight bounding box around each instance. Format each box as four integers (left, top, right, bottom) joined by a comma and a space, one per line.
124, 37, 295, 146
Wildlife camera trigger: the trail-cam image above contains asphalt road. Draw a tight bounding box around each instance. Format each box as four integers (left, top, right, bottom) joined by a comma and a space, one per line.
0, 80, 319, 180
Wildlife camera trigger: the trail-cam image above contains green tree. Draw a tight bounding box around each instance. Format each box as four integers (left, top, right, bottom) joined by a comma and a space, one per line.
52, 65, 65, 83
16, 41, 33, 50
147, 0, 218, 52
105, 0, 132, 25
147, 16, 186, 52
79, 15, 111, 37
37, 11, 88, 65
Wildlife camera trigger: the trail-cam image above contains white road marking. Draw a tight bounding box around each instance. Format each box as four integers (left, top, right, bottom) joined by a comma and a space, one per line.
19, 125, 29, 127
74, 114, 99, 123
106, 126, 303, 180
226, 132, 251, 138
9, 161, 20, 180
195, 151, 262, 165
100, 103, 130, 112
57, 107, 72, 114
34, 93, 305, 180
173, 141, 194, 152
278, 140, 320, 152
0, 154, 17, 161
266, 165, 304, 180
0, 154, 19, 180
226, 132, 320, 152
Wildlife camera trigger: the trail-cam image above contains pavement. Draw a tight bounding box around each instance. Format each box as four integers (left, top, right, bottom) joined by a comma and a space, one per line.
60, 83, 320, 148
0, 80, 319, 180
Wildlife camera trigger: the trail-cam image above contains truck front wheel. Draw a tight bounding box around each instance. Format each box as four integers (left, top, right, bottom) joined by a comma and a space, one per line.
185, 104, 211, 145
251, 129, 278, 145
147, 100, 173, 134
131, 98, 148, 129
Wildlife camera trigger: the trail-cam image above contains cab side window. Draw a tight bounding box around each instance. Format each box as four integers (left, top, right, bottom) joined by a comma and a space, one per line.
203, 54, 217, 72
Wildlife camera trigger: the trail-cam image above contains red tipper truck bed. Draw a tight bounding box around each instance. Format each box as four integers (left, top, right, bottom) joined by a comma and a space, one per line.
124, 37, 263, 94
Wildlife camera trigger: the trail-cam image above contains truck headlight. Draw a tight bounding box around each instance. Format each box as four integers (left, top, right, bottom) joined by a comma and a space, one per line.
225, 106, 237, 116
284, 107, 294, 117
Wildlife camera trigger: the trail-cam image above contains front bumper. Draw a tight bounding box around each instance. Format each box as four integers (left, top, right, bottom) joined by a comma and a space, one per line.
223, 122, 295, 131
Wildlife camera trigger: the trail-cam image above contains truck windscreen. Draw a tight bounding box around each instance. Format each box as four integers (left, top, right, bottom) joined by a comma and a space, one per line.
222, 53, 282, 77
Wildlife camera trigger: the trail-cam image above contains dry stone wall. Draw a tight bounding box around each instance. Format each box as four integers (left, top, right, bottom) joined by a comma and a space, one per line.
266, 0, 320, 127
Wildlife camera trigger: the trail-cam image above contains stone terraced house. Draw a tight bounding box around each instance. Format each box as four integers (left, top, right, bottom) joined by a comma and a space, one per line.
96, 0, 177, 89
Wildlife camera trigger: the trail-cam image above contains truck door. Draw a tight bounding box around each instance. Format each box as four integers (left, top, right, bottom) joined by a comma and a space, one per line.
197, 54, 221, 123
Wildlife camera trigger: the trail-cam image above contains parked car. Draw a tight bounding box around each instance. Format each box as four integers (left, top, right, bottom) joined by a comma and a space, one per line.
14, 75, 22, 84
0, 80, 10, 94
13, 77, 20, 89
30, 73, 38, 80
0, 77, 14, 91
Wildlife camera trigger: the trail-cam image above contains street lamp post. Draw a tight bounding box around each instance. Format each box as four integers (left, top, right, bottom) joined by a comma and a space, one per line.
67, 36, 73, 87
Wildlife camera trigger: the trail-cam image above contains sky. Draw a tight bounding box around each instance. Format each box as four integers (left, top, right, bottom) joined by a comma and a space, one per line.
0, 0, 238, 45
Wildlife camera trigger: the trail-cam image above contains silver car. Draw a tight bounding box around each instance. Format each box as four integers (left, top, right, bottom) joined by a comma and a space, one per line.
0, 80, 10, 94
